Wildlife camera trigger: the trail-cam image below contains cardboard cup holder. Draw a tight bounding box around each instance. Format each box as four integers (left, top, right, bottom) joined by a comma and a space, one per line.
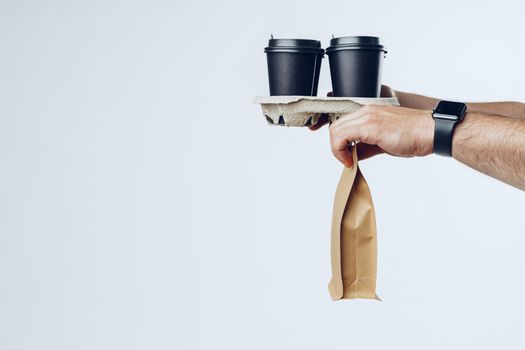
254, 96, 399, 127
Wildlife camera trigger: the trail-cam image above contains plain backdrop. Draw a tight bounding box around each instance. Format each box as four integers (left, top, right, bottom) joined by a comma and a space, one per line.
1, 0, 525, 349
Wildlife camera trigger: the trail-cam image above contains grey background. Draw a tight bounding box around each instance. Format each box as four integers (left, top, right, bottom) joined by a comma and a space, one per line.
1, 0, 525, 349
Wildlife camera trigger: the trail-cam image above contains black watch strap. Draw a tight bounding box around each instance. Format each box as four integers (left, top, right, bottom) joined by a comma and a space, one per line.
432, 101, 467, 157
433, 118, 456, 157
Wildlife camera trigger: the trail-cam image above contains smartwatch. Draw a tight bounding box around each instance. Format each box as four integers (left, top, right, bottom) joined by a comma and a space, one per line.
432, 100, 467, 157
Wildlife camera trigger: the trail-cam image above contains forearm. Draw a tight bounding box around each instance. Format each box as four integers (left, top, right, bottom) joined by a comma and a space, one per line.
466, 101, 525, 119
394, 90, 525, 119
452, 112, 525, 190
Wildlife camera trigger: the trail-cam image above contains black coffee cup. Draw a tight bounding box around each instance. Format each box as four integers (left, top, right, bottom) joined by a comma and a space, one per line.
326, 36, 387, 97
265, 37, 324, 96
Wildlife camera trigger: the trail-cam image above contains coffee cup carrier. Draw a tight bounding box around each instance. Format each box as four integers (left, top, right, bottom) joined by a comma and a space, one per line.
254, 95, 400, 127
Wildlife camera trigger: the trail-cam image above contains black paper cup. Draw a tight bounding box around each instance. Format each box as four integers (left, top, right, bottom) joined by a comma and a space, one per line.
265, 38, 324, 96
326, 36, 387, 97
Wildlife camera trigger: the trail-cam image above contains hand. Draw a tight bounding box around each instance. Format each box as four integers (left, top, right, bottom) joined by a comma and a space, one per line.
328, 105, 434, 167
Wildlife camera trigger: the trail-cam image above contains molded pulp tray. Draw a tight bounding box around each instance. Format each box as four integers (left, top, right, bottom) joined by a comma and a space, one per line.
254, 96, 399, 127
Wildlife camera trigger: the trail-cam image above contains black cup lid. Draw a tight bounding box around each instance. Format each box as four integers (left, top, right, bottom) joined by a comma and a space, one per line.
265, 38, 324, 54
326, 36, 386, 53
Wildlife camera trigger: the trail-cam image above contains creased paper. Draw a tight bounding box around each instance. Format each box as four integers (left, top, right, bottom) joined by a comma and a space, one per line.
328, 146, 379, 301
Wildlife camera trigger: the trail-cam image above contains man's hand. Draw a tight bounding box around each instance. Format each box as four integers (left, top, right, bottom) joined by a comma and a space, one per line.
317, 105, 434, 168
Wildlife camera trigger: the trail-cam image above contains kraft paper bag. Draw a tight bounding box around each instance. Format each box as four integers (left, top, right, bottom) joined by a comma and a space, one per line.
328, 145, 379, 301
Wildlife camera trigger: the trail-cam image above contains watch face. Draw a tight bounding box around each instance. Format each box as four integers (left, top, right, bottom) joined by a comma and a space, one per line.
434, 101, 467, 119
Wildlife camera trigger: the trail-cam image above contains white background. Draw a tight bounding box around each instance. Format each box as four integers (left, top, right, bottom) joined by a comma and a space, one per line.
1, 0, 525, 349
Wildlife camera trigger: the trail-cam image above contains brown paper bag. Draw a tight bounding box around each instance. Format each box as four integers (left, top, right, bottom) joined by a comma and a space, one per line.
328, 145, 379, 301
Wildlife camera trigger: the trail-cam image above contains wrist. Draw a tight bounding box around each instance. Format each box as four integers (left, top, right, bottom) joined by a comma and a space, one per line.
451, 112, 473, 160
418, 110, 435, 156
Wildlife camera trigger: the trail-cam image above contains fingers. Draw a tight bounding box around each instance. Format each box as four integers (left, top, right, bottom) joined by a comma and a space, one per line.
330, 123, 367, 168
328, 106, 384, 167
309, 98, 386, 167
333, 144, 353, 168
330, 106, 371, 130
330, 140, 384, 168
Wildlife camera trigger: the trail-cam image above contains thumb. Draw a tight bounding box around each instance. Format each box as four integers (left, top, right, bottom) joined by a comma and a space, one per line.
338, 143, 354, 168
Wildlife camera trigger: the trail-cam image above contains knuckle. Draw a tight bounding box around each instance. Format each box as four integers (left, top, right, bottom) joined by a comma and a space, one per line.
330, 135, 342, 152
330, 134, 338, 148
329, 124, 340, 138
330, 143, 338, 157
359, 129, 371, 144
